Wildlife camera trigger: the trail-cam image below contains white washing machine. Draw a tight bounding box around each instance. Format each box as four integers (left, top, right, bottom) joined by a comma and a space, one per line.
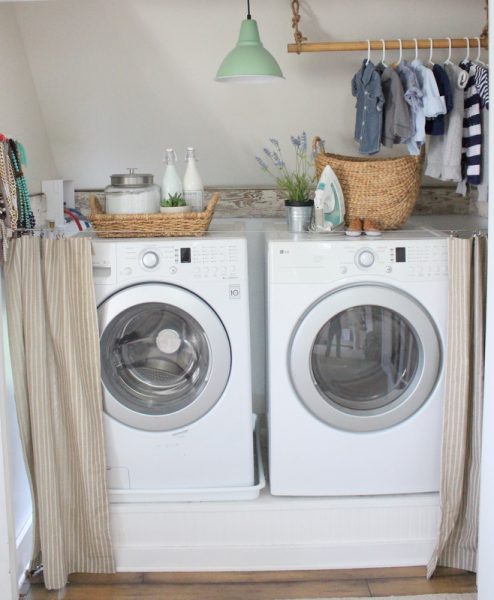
266, 223, 448, 496
91, 227, 254, 500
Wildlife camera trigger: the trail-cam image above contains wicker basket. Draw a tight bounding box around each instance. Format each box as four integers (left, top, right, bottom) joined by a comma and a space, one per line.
89, 193, 219, 238
313, 137, 424, 230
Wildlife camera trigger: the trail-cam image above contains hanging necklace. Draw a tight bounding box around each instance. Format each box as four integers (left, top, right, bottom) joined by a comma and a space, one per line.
0, 184, 7, 221
0, 141, 18, 230
8, 140, 35, 230
0, 142, 7, 221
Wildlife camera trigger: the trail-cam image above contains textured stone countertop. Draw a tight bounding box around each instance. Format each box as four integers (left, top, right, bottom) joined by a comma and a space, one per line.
74, 185, 479, 220
407, 213, 487, 233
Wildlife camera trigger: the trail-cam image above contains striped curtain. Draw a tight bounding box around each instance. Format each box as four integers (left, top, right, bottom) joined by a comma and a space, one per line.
427, 234, 487, 577
4, 236, 114, 590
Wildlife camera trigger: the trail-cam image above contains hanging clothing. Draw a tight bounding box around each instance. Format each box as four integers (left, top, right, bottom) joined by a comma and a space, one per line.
425, 63, 465, 182
395, 60, 425, 155
377, 64, 413, 148
475, 100, 489, 202
351, 60, 385, 155
411, 59, 447, 118
425, 64, 454, 136
474, 64, 489, 110
458, 61, 482, 188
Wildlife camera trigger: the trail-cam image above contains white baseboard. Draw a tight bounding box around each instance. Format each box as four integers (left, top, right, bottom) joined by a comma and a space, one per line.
16, 515, 33, 588
110, 490, 440, 572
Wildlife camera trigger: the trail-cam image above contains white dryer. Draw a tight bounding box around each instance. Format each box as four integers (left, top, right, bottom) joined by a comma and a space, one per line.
266, 223, 448, 496
91, 228, 254, 500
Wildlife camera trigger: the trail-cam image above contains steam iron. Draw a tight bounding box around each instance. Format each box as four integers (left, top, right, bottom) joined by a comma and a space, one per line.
311, 165, 345, 232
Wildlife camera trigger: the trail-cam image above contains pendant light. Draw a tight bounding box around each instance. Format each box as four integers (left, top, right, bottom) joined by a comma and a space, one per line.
215, 0, 284, 83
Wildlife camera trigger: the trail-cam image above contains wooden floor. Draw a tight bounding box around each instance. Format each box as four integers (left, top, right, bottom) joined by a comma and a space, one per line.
22, 566, 477, 599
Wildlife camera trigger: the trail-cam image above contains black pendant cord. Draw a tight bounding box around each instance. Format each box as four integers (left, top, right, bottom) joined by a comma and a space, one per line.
246, 0, 251, 20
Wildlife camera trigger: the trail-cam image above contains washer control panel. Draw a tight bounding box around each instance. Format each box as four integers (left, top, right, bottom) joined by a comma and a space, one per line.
106, 240, 245, 282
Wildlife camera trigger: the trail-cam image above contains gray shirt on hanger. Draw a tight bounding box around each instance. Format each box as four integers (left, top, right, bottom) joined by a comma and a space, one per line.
377, 64, 413, 148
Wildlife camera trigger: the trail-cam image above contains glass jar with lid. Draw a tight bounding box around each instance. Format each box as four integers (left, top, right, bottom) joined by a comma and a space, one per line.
105, 169, 161, 214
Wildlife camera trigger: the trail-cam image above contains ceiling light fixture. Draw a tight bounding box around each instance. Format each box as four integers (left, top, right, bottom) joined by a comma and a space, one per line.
215, 0, 284, 83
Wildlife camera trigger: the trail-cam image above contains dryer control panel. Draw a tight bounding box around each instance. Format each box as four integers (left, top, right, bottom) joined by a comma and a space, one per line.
269, 237, 448, 284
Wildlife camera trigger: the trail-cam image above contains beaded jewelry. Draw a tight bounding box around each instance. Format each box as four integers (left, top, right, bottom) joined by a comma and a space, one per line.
0, 141, 18, 230
0, 186, 6, 221
0, 142, 7, 221
8, 140, 35, 230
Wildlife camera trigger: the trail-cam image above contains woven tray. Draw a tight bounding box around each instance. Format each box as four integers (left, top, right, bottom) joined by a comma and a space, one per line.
89, 193, 219, 238
313, 137, 424, 230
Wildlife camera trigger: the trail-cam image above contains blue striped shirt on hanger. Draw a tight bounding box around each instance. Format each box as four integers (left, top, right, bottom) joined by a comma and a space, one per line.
474, 65, 489, 110
460, 61, 482, 186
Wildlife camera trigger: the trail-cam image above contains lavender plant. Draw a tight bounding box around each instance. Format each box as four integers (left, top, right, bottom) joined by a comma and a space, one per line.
256, 132, 316, 203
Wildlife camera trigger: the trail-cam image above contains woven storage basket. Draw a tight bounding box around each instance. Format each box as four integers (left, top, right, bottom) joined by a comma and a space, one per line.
89, 193, 219, 238
313, 137, 424, 230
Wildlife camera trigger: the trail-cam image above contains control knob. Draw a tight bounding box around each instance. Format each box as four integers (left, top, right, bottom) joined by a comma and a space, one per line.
141, 251, 160, 269
357, 249, 375, 268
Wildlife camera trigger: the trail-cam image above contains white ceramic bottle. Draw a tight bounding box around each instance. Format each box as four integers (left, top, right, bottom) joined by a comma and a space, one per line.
161, 149, 183, 200
183, 147, 204, 212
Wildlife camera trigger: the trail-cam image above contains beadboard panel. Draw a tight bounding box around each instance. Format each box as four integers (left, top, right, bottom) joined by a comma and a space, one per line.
109, 490, 440, 572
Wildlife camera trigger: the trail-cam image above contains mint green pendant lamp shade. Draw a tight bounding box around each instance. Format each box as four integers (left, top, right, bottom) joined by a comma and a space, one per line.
215, 3, 284, 83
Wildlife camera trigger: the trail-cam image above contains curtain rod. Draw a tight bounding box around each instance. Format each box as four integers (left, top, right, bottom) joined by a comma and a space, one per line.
287, 37, 488, 54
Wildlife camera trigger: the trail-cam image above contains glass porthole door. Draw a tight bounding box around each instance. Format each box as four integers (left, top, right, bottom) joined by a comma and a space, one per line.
288, 284, 442, 432
98, 283, 231, 431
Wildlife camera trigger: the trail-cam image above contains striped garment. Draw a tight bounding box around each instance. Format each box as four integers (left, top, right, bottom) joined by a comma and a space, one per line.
460, 61, 482, 185
474, 64, 489, 110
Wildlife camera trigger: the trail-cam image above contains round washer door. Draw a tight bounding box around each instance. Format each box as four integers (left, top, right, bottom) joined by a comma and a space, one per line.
99, 283, 231, 431
289, 284, 442, 432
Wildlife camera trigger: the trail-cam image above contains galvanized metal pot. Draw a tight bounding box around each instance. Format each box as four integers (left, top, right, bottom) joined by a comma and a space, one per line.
285, 199, 314, 232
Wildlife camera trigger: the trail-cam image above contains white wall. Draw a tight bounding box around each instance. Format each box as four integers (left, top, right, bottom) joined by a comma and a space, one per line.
0, 3, 57, 193
14, 0, 484, 190
0, 276, 33, 592
0, 295, 19, 600
477, 7, 494, 600
0, 2, 53, 588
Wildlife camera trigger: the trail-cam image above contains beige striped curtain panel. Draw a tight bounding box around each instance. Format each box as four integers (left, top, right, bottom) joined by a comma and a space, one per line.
4, 236, 114, 590
427, 235, 487, 578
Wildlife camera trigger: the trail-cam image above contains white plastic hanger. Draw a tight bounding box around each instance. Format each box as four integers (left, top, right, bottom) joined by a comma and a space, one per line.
366, 39, 371, 65
413, 38, 419, 62
474, 36, 487, 67
428, 38, 434, 66
462, 36, 470, 64
444, 37, 453, 65
395, 39, 403, 66
380, 39, 388, 67
457, 37, 470, 89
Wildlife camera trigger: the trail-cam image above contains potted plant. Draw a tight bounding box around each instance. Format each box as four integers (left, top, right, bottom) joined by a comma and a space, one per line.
256, 132, 315, 232
159, 193, 192, 214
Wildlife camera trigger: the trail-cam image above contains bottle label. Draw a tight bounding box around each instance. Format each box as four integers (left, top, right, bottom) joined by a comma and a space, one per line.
184, 190, 204, 212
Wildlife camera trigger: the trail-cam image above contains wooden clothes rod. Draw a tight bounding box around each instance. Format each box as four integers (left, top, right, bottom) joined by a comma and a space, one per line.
287, 37, 488, 53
